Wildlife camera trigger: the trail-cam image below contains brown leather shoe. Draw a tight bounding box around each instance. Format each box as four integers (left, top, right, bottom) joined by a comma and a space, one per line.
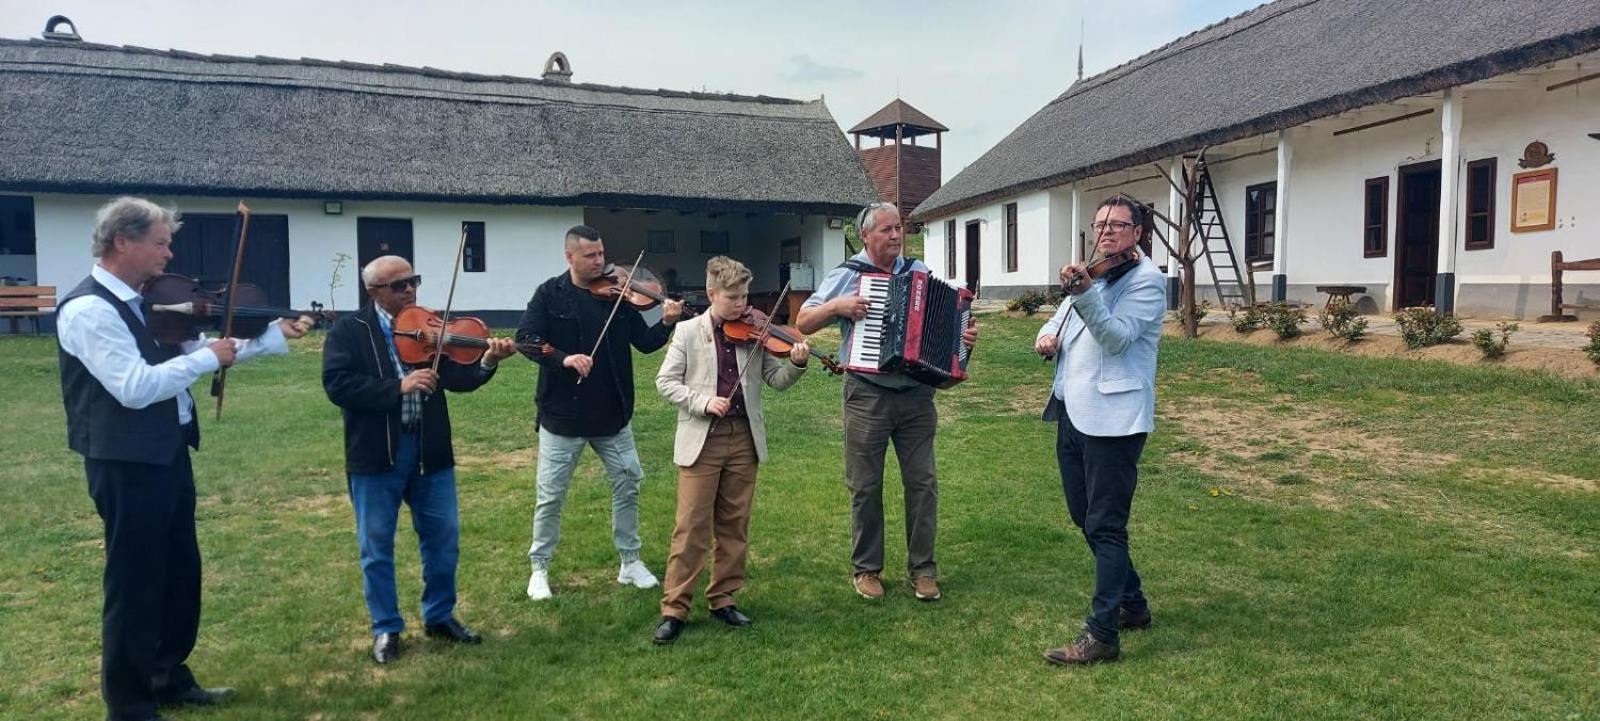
910, 575, 941, 602
853, 572, 885, 599
1119, 607, 1153, 630
1044, 632, 1120, 666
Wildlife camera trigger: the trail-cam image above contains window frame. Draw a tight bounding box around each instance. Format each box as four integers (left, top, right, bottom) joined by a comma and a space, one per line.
1244, 182, 1277, 263
1464, 157, 1497, 250
1363, 177, 1389, 258
1003, 203, 1019, 273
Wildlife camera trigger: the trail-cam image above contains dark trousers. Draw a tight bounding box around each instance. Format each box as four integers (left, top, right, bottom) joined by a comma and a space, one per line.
841, 374, 939, 578
1056, 411, 1148, 645
85, 447, 203, 721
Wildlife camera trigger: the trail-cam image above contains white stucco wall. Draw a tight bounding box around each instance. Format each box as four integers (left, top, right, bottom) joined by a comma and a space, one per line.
34, 192, 582, 313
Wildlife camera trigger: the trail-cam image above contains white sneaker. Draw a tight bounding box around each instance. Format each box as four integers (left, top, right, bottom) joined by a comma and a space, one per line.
617, 560, 659, 589
526, 566, 552, 601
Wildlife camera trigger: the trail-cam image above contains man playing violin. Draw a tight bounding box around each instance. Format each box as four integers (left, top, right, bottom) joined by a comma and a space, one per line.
795, 202, 978, 603
1034, 196, 1166, 666
650, 256, 808, 644
322, 255, 516, 664
56, 197, 313, 721
516, 224, 683, 601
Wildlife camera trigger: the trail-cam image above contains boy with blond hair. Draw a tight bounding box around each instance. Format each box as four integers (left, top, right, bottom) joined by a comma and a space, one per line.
651, 256, 809, 644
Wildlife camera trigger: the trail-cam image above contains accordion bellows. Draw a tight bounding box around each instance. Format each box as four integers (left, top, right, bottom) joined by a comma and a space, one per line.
841, 270, 974, 388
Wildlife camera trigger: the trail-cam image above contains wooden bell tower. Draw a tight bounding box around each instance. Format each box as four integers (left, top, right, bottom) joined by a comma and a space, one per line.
849, 99, 947, 224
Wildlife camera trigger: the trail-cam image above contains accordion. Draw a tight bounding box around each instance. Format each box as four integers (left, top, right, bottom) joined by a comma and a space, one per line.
840, 269, 975, 388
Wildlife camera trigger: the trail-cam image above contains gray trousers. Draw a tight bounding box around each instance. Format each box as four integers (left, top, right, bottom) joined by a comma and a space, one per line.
841, 374, 939, 578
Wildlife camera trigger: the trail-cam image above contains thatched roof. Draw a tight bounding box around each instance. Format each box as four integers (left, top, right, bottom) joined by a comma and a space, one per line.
914, 0, 1600, 221
849, 99, 948, 137
0, 37, 877, 215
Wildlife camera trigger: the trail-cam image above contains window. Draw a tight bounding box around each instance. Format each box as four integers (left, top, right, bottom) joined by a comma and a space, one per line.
1003, 203, 1019, 272
1465, 158, 1496, 250
647, 230, 675, 253
1244, 182, 1276, 263
700, 230, 730, 253
462, 221, 486, 272
1363, 177, 1389, 258
944, 219, 957, 279
0, 195, 35, 256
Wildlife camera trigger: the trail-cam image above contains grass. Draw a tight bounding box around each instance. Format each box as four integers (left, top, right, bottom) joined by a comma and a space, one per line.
1, 316, 1597, 720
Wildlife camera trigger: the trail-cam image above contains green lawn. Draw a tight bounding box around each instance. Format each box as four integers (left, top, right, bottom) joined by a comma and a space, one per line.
1, 316, 1596, 721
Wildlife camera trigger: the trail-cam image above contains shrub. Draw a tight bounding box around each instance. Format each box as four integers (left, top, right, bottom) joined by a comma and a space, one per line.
1007, 290, 1049, 316
1230, 305, 1265, 333
1584, 320, 1600, 366
1318, 299, 1368, 342
1470, 322, 1519, 359
1393, 306, 1463, 349
1264, 302, 1308, 340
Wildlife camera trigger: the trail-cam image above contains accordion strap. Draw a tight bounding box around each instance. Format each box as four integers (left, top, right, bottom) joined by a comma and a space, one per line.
839, 257, 919, 275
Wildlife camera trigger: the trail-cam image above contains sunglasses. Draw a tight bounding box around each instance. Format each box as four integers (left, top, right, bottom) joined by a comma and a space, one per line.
370, 275, 422, 293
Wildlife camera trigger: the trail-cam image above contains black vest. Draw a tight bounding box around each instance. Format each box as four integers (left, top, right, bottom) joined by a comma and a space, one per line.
58, 276, 197, 465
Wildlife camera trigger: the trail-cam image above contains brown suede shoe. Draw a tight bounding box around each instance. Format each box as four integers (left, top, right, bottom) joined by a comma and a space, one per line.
1044, 632, 1121, 666
1119, 607, 1153, 630
910, 575, 941, 602
853, 572, 885, 599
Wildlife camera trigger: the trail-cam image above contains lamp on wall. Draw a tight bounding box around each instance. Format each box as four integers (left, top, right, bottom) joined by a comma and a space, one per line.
827, 217, 844, 229
323, 200, 343, 215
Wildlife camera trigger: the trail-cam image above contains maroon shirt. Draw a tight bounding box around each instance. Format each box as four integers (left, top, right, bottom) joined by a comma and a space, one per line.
712, 321, 748, 418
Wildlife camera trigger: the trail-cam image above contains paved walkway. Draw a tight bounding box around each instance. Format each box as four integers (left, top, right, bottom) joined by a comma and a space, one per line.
973, 299, 1594, 351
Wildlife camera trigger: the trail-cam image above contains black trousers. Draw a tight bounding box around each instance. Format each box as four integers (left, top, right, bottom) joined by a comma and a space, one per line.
85, 446, 203, 721
1055, 408, 1148, 645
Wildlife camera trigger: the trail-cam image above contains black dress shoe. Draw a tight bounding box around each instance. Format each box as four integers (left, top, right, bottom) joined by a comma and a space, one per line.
424, 618, 482, 644
710, 605, 753, 628
1119, 607, 1153, 630
652, 617, 685, 645
161, 685, 235, 707
372, 632, 401, 664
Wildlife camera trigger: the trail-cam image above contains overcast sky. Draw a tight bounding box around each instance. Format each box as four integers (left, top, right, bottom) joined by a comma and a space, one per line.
1, 0, 1262, 182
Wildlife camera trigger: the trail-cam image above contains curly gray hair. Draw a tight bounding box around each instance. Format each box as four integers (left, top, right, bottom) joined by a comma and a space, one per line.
91, 197, 182, 258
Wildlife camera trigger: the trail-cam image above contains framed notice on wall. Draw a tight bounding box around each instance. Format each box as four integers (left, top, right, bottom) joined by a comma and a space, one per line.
1510, 168, 1557, 233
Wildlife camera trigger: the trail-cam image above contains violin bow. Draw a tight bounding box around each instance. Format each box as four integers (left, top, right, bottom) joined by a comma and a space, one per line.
752, 279, 792, 352
429, 222, 471, 378
579, 248, 646, 385
212, 201, 251, 421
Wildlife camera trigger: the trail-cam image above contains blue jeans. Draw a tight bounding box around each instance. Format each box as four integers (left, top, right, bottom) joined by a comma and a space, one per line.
528, 424, 644, 567
348, 432, 460, 635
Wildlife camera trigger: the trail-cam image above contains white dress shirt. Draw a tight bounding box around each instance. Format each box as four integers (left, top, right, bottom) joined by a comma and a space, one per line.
57, 264, 289, 425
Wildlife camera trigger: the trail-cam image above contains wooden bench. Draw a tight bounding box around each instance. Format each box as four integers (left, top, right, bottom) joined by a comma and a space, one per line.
1315, 285, 1367, 310
0, 285, 56, 334
1541, 250, 1600, 322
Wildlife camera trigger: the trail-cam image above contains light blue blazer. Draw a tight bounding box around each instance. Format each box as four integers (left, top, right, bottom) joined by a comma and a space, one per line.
1035, 257, 1166, 437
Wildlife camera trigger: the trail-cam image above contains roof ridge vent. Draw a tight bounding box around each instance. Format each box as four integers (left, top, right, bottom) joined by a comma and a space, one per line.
543, 52, 572, 83
43, 15, 82, 42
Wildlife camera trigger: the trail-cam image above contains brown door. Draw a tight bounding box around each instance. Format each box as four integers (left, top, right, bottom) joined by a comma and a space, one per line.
1394, 161, 1441, 309
356, 218, 413, 308
964, 221, 981, 294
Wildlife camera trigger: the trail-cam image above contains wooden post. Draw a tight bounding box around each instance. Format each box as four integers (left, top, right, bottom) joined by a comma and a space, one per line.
1552, 250, 1564, 319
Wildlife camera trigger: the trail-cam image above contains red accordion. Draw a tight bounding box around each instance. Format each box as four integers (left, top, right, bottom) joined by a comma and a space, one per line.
840, 269, 974, 388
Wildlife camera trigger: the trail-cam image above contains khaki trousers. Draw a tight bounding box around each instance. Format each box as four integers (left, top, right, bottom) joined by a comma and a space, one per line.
660, 417, 759, 619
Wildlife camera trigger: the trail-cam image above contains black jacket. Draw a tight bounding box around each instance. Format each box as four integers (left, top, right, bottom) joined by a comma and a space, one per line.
516, 274, 673, 437
322, 304, 497, 475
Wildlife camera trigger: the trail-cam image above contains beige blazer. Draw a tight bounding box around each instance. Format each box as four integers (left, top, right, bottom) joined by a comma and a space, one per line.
655, 313, 807, 466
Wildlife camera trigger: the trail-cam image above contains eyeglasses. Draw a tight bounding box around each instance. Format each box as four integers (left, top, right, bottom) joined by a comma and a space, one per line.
855, 202, 897, 231
1091, 221, 1136, 233
370, 275, 422, 292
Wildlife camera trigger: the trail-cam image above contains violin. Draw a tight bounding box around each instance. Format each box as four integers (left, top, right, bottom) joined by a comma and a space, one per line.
721, 308, 843, 375
390, 305, 552, 366
587, 265, 696, 317
143, 273, 327, 347
1061, 249, 1140, 294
